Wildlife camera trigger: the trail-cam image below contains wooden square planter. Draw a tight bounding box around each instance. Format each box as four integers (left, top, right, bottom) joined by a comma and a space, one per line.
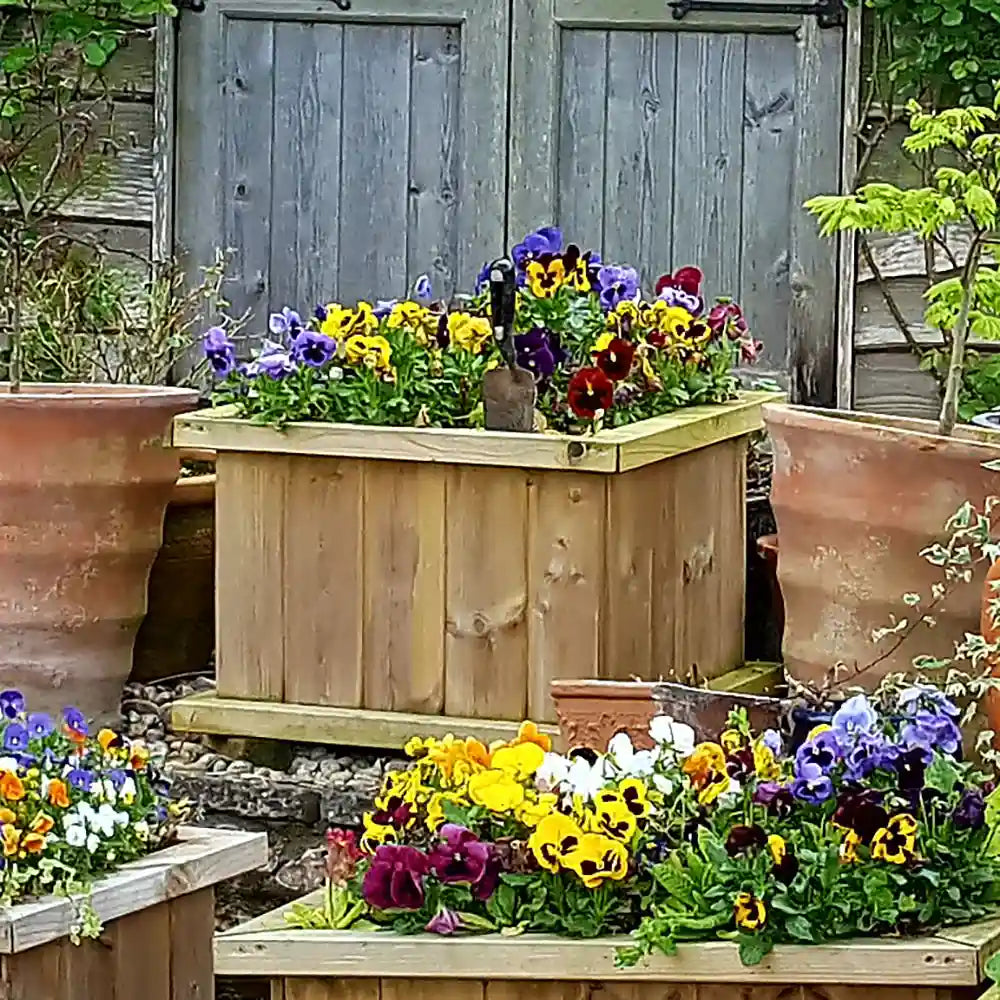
216, 889, 1000, 1000
1, 824, 266, 1000
172, 391, 777, 744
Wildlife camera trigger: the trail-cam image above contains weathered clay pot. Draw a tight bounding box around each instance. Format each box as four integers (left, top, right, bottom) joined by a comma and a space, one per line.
550, 680, 657, 751
131, 449, 216, 683
765, 403, 1000, 690
0, 384, 199, 724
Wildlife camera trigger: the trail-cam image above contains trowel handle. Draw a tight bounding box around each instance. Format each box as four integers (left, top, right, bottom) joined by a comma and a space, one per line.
488, 257, 517, 364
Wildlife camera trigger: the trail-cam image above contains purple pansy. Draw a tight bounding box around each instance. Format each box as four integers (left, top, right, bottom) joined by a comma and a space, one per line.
374, 299, 398, 319
595, 265, 639, 312
67, 768, 95, 791
0, 691, 24, 720
362, 844, 429, 911
27, 713, 53, 740
62, 706, 88, 737
902, 711, 962, 757
514, 327, 566, 383
512, 226, 563, 270
427, 824, 499, 902
954, 789, 986, 830
844, 733, 888, 782
203, 326, 237, 378
791, 760, 834, 805
898, 684, 960, 719
3, 724, 28, 753
426, 908, 463, 935
413, 274, 433, 300
753, 781, 795, 817
268, 307, 303, 339
831, 694, 878, 743
761, 729, 783, 757
249, 341, 297, 380
795, 730, 841, 775
290, 329, 336, 368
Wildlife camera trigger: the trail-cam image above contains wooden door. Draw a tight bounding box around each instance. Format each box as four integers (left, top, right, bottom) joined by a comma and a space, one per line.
175, 0, 508, 335
508, 0, 846, 400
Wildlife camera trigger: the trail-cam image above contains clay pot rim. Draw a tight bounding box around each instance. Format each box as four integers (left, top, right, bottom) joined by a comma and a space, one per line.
171, 473, 216, 507
550, 679, 659, 699
763, 402, 1000, 456
0, 383, 200, 408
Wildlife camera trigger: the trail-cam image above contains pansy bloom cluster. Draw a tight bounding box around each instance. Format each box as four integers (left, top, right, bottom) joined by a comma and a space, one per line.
0, 691, 187, 908
301, 683, 1000, 966
204, 225, 760, 433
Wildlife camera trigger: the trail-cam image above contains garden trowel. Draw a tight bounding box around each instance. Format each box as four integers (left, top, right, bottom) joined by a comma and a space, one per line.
483, 257, 535, 432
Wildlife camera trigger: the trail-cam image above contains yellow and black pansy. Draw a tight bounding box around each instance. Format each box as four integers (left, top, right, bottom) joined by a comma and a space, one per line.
871, 813, 919, 865
562, 833, 629, 888
734, 891, 767, 931
527, 813, 583, 873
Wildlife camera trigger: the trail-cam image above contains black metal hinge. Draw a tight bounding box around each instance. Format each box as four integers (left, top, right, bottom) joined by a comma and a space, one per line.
176, 0, 351, 8
668, 0, 844, 27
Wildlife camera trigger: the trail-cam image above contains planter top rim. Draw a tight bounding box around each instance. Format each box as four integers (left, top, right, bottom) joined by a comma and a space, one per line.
0, 824, 266, 954
550, 679, 658, 698
762, 402, 1000, 454
215, 890, 1000, 987
174, 390, 783, 474
0, 383, 200, 408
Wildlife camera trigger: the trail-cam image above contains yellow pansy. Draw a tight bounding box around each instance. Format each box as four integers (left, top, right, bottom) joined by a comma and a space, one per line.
344, 333, 392, 372
386, 300, 436, 344
698, 773, 732, 806
592, 793, 637, 842
404, 735, 437, 759
592, 331, 616, 356
562, 833, 629, 888
320, 302, 376, 339
426, 791, 467, 832
360, 812, 397, 852
617, 778, 651, 818
767, 834, 786, 866
647, 301, 694, 336
871, 813, 919, 865
98, 728, 120, 751
734, 892, 767, 930
752, 740, 781, 782
682, 742, 726, 789
515, 791, 558, 828
509, 720, 553, 753
525, 258, 565, 298
1, 824, 19, 857
528, 813, 583, 872
467, 768, 525, 812
720, 729, 744, 753
427, 735, 492, 785
448, 312, 492, 353
492, 742, 545, 781
839, 829, 861, 864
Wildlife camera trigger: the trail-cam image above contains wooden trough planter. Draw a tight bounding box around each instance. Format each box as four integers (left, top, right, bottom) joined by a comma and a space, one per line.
2, 824, 266, 1000
171, 391, 778, 747
216, 889, 1000, 1000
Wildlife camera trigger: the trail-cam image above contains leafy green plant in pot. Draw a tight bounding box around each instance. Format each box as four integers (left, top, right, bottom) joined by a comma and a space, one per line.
765, 94, 1000, 692
0, 0, 204, 723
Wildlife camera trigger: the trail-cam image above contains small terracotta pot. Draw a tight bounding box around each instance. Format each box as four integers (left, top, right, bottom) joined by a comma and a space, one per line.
131, 450, 216, 683
766, 403, 1000, 689
0, 383, 199, 724
550, 680, 657, 751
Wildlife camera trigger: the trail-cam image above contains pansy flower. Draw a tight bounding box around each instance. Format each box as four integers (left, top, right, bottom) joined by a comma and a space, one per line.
795, 730, 840, 775
791, 760, 833, 805
655, 267, 704, 315
525, 255, 566, 298
202, 327, 237, 378
832, 789, 888, 843
268, 307, 303, 339
725, 823, 766, 856
590, 793, 637, 842
291, 329, 336, 368
528, 812, 583, 872
362, 844, 429, 910
594, 337, 635, 382
562, 832, 628, 888
831, 694, 878, 743
514, 327, 564, 382
512, 226, 563, 270
768, 834, 798, 884
566, 367, 613, 420
595, 265, 639, 312
448, 313, 493, 353
734, 891, 766, 931
871, 813, 919, 865
466, 769, 525, 812
344, 333, 393, 374
562, 244, 600, 291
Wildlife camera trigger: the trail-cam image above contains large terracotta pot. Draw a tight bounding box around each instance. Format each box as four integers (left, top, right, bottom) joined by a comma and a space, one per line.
131, 448, 216, 683
765, 403, 1000, 690
0, 384, 199, 724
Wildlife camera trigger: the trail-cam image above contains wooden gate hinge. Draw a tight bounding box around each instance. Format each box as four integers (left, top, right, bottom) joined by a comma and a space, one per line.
668, 0, 844, 27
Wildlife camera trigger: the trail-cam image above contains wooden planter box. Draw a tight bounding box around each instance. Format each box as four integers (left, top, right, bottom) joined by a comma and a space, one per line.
2, 824, 266, 1000
216, 889, 1000, 1000
172, 391, 778, 741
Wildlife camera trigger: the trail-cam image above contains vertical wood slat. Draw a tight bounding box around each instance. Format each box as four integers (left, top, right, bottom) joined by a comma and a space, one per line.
223, 17, 275, 338
270, 21, 344, 315
656, 439, 745, 684
672, 31, 746, 299
487, 983, 587, 1000
216, 453, 287, 701
788, 17, 844, 407
527, 472, 606, 722
602, 31, 677, 285
1, 939, 68, 1000
363, 462, 446, 714
445, 467, 529, 720
408, 25, 462, 300
386, 979, 485, 1000
338, 25, 412, 303
284, 979, 380, 1000
283, 458, 364, 708
739, 33, 797, 370
168, 889, 215, 1000
557, 29, 608, 252
111, 896, 172, 1000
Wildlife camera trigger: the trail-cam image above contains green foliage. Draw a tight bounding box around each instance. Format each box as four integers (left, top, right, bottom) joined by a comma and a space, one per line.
921, 348, 1000, 421
853, 0, 1000, 106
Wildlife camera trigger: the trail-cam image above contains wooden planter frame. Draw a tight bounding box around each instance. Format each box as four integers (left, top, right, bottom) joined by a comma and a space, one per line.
216, 889, 1000, 1000
2, 824, 266, 1000
172, 391, 779, 745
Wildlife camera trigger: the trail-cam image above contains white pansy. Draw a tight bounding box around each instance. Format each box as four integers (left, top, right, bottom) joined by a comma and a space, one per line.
119, 776, 137, 804
535, 752, 571, 790
607, 732, 658, 777
652, 773, 675, 795
134, 821, 149, 841
100, 779, 117, 803
64, 823, 87, 848
90, 803, 122, 837
648, 715, 696, 756
565, 756, 610, 801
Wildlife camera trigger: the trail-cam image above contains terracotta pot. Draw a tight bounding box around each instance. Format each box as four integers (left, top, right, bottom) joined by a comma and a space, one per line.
652, 681, 784, 741
550, 680, 657, 751
765, 403, 1000, 690
0, 384, 199, 724
130, 453, 216, 683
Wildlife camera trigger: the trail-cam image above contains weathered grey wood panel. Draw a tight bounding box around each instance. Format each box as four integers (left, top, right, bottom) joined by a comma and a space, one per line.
853, 350, 941, 419
175, 0, 507, 337
511, 5, 843, 393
